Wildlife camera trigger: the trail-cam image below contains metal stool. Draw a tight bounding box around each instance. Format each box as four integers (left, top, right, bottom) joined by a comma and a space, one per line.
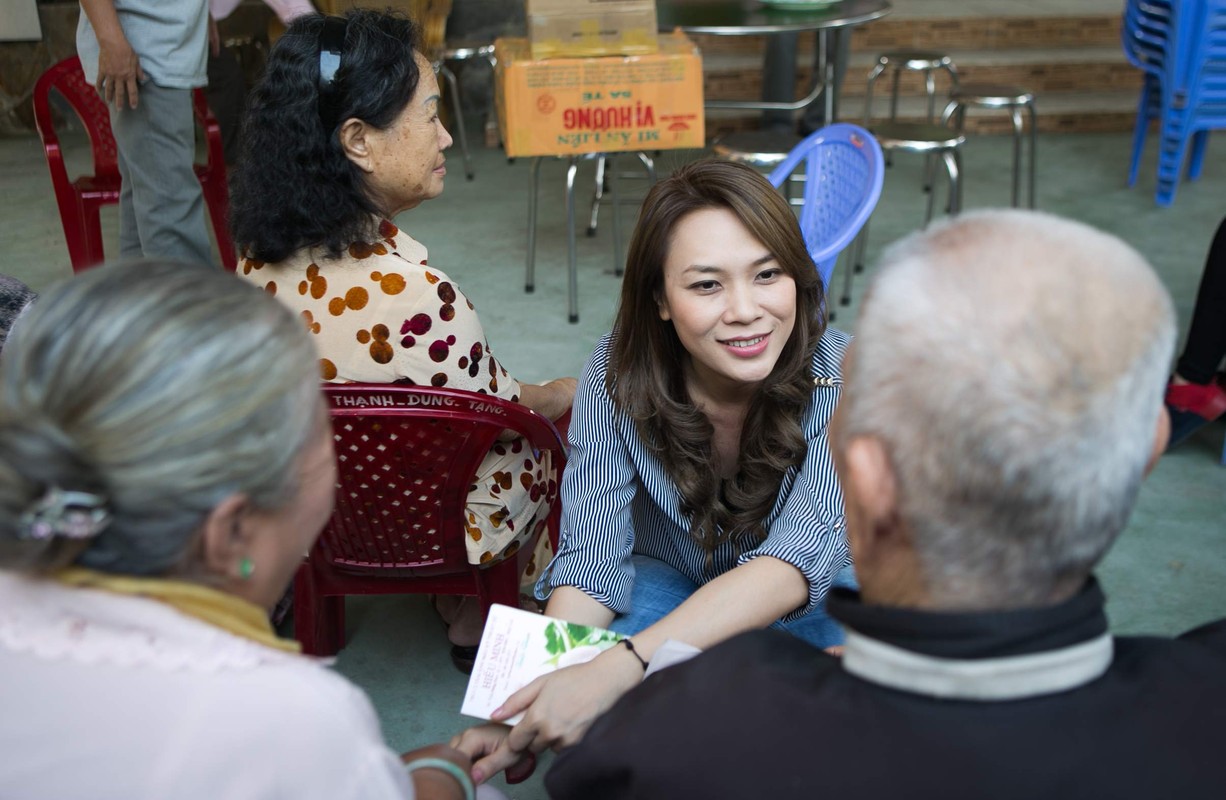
526, 152, 657, 323
941, 83, 1037, 208
845, 121, 964, 306
712, 129, 806, 204
864, 50, 959, 173
433, 42, 495, 182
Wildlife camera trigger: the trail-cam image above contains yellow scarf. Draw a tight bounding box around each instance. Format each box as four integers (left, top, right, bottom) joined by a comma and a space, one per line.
56, 567, 302, 654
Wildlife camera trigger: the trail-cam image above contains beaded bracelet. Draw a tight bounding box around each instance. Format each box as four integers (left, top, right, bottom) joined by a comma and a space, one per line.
403, 757, 476, 800
620, 638, 649, 671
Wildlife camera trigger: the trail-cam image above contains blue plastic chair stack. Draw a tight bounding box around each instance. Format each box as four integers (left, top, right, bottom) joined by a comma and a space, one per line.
766, 123, 885, 294
1124, 0, 1226, 205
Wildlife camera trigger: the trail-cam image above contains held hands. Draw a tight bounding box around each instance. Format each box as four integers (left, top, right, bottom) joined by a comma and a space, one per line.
96, 33, 145, 109
454, 646, 642, 782
400, 743, 473, 800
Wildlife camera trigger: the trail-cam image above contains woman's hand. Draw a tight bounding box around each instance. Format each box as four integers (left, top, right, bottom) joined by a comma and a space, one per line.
470, 645, 643, 781
400, 743, 473, 799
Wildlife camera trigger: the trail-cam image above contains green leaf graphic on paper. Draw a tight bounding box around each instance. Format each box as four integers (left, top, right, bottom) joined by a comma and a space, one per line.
543, 620, 623, 665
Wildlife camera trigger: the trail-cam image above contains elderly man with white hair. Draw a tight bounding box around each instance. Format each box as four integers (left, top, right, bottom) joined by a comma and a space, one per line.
544, 210, 1226, 799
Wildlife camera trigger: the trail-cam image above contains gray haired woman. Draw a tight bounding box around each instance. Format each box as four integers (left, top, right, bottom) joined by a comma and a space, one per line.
0, 262, 482, 800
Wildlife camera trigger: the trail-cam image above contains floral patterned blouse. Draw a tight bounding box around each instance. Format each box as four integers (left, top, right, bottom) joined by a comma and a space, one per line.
240, 220, 555, 573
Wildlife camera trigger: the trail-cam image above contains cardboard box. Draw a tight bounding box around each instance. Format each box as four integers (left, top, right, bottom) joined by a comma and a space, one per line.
495, 31, 704, 157
527, 0, 658, 60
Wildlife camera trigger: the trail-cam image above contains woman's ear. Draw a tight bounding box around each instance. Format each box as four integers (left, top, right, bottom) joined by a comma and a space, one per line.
338, 118, 376, 173
200, 493, 254, 580
656, 292, 671, 322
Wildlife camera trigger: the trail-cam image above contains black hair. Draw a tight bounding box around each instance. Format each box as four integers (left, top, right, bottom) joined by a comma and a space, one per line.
230, 9, 422, 262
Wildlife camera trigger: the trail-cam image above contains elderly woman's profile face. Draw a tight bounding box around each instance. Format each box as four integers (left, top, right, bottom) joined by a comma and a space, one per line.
363, 52, 454, 216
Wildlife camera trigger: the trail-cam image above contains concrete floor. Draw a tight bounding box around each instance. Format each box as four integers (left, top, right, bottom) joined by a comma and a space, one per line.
2, 122, 1223, 797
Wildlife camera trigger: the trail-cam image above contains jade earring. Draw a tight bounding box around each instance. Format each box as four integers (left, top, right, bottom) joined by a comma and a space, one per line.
238, 557, 255, 580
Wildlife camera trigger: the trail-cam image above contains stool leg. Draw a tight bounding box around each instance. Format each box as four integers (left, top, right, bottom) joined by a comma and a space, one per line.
1010, 105, 1024, 208
889, 68, 901, 123
922, 69, 938, 193
945, 148, 963, 215
925, 157, 938, 225
1027, 101, 1037, 209
864, 61, 885, 127
439, 64, 474, 181
610, 154, 623, 277
637, 151, 657, 183
526, 157, 543, 293
588, 156, 606, 236
566, 157, 580, 324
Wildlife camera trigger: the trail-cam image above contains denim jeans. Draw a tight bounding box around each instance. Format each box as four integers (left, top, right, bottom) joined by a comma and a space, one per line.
606, 554, 857, 649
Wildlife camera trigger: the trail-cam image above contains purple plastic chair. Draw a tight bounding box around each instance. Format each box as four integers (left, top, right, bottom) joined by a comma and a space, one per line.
767, 123, 885, 299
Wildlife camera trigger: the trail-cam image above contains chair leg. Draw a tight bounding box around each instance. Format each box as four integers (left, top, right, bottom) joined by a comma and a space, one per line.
292, 561, 345, 656
566, 157, 580, 324
476, 560, 524, 626
1128, 77, 1156, 187
1010, 105, 1024, 208
439, 64, 474, 181
526, 157, 542, 292
587, 155, 606, 236
200, 176, 237, 270
1188, 129, 1209, 181
79, 202, 107, 271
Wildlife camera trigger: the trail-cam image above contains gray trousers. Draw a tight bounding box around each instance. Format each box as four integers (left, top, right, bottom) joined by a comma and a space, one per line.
107, 81, 213, 266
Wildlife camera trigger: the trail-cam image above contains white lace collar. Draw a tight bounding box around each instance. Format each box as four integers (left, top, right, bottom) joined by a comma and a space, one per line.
0, 571, 316, 673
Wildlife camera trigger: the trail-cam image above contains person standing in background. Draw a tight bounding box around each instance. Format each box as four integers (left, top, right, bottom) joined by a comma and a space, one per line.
206, 0, 317, 165
77, 0, 215, 267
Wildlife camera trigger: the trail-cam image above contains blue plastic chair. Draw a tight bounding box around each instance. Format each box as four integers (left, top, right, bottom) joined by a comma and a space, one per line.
1125, 0, 1226, 205
766, 123, 885, 294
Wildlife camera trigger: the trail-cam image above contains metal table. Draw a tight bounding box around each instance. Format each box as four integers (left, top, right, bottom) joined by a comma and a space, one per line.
657, 0, 891, 123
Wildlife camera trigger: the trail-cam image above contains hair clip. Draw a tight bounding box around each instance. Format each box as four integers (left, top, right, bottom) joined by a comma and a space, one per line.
18, 486, 111, 542
317, 16, 349, 130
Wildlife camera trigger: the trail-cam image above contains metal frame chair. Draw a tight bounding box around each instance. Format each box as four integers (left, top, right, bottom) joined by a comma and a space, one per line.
294, 384, 568, 656
31, 56, 236, 271
766, 123, 884, 296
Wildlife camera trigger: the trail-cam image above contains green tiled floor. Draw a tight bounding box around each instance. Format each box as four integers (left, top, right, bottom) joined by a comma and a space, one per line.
2, 125, 1223, 798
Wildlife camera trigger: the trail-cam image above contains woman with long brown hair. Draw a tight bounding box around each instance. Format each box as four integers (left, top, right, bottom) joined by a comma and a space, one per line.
455, 159, 854, 782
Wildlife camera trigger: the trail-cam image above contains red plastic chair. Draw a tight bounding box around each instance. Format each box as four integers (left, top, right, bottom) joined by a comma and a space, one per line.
31, 56, 237, 272
295, 384, 568, 656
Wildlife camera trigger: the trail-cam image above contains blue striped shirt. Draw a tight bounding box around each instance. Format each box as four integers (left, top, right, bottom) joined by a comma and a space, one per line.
536, 328, 852, 622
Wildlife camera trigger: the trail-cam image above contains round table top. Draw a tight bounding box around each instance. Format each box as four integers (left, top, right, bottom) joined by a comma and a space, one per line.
657, 0, 892, 35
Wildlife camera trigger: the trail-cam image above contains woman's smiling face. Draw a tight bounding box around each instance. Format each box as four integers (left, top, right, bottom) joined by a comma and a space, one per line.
657, 206, 797, 402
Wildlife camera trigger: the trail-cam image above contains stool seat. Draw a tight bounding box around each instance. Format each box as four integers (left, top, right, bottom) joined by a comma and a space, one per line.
871, 122, 965, 151
441, 42, 495, 61
942, 85, 1037, 208
875, 50, 957, 71
950, 84, 1035, 107
713, 130, 804, 168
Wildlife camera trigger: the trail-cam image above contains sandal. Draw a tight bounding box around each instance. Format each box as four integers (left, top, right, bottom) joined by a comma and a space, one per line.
1165, 376, 1226, 449
449, 644, 479, 674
